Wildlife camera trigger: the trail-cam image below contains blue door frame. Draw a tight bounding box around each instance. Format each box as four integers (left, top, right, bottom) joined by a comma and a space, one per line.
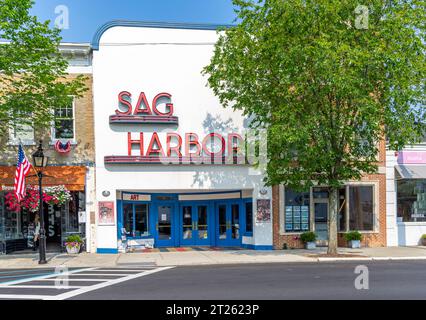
215, 200, 244, 247
118, 192, 251, 248
179, 202, 213, 246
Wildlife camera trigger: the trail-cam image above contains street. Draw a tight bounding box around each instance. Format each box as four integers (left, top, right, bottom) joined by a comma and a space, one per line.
0, 260, 425, 300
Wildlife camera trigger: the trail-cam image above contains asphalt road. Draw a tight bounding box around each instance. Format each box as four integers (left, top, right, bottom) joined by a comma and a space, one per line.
71, 260, 426, 300
0, 261, 425, 300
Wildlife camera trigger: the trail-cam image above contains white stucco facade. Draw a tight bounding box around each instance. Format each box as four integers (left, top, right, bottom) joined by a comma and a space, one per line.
91, 22, 273, 252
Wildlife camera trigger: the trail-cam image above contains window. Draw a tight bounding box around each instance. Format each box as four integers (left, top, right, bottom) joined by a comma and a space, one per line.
338, 188, 346, 231
397, 180, 426, 222
284, 188, 310, 232
245, 202, 253, 234
122, 203, 150, 237
53, 100, 75, 140
349, 186, 374, 231
9, 123, 34, 145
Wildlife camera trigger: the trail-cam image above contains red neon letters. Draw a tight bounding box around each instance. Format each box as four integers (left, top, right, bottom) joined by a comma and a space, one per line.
116, 91, 174, 116
127, 132, 243, 158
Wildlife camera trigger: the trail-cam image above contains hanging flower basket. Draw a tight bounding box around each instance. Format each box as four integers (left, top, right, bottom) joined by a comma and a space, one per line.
4, 193, 21, 213
44, 185, 72, 206
5, 185, 72, 212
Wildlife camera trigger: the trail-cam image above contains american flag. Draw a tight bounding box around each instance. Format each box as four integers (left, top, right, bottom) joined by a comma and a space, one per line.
14, 144, 32, 202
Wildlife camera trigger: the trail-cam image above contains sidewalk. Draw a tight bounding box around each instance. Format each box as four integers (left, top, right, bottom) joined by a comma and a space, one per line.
1, 246, 426, 269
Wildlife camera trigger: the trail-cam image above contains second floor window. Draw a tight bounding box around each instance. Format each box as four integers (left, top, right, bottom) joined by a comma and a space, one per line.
9, 123, 34, 145
53, 100, 75, 140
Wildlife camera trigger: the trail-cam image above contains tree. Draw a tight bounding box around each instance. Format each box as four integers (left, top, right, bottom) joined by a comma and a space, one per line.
204, 0, 425, 253
0, 0, 86, 139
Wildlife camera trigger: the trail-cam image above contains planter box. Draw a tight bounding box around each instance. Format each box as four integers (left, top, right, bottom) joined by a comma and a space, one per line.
421, 238, 426, 246
305, 242, 316, 250
348, 240, 361, 249
66, 244, 81, 254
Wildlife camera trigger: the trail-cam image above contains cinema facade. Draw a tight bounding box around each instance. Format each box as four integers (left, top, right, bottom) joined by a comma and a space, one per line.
91, 21, 273, 253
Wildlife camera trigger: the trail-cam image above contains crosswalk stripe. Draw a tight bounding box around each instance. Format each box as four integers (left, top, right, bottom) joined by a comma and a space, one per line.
72, 273, 131, 276
32, 278, 113, 282
0, 294, 52, 300
94, 269, 151, 272
0, 268, 97, 286
1, 285, 83, 289
46, 266, 175, 300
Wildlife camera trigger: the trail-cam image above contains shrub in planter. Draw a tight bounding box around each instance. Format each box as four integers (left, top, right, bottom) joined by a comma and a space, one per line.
421, 234, 426, 246
300, 232, 317, 250
344, 231, 362, 248
65, 235, 83, 254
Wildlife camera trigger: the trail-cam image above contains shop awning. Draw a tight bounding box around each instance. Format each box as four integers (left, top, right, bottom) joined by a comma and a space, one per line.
0, 166, 86, 191
395, 165, 426, 179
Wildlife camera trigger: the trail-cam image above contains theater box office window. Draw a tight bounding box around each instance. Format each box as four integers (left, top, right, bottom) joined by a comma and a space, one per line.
92, 21, 273, 253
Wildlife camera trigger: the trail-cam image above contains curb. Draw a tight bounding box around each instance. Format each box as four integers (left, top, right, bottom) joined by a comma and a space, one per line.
316, 256, 426, 262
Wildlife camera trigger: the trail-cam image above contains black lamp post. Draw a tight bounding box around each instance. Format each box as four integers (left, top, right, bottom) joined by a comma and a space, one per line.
32, 140, 49, 265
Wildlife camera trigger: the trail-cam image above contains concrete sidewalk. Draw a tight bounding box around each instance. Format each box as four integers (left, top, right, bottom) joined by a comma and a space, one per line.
1, 246, 426, 269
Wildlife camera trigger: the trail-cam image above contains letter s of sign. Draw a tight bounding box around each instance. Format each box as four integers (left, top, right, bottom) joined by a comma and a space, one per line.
152, 93, 174, 116
354, 265, 369, 290
116, 91, 133, 115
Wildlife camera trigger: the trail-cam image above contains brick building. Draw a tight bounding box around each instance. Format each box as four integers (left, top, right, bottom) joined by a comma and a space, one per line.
0, 44, 95, 254
273, 139, 388, 249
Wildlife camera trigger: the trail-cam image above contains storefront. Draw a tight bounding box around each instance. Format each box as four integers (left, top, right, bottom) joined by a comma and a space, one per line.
92, 21, 273, 253
0, 166, 87, 254
387, 149, 426, 246
116, 191, 253, 249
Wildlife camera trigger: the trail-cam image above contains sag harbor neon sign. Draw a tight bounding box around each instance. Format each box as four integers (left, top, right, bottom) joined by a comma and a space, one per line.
104, 91, 246, 165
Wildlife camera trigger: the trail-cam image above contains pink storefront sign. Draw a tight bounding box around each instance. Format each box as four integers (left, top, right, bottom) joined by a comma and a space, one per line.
397, 151, 426, 164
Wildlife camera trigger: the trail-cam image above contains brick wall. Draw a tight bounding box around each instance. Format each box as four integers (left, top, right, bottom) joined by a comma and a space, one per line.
273, 172, 387, 249
0, 74, 94, 165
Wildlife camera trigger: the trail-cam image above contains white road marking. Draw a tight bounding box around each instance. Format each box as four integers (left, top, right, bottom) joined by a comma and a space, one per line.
0, 268, 97, 286
0, 294, 52, 300
46, 266, 175, 300
32, 278, 113, 282
72, 273, 131, 276
2, 285, 83, 289
94, 269, 151, 272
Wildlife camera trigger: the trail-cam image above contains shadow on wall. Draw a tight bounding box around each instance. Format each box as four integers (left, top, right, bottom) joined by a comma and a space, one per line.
192, 113, 261, 190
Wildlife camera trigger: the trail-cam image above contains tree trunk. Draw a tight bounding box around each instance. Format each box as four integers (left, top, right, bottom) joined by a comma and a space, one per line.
328, 187, 339, 255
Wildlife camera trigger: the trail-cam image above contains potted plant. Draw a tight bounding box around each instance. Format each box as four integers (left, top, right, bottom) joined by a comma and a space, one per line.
344, 231, 362, 248
421, 234, 426, 246
300, 232, 317, 250
65, 235, 83, 254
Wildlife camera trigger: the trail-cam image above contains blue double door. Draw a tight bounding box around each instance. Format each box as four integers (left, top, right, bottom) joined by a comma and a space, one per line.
154, 200, 242, 247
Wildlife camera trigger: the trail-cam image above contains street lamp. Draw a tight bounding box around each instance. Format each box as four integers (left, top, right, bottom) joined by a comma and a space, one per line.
32, 140, 49, 264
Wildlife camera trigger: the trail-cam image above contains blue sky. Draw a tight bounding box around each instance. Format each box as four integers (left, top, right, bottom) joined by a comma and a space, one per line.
31, 0, 236, 43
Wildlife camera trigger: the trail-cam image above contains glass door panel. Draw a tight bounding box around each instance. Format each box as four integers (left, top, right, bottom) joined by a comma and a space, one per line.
314, 203, 328, 244
218, 205, 227, 241
197, 206, 208, 240
181, 206, 193, 244
157, 205, 172, 241
231, 204, 240, 240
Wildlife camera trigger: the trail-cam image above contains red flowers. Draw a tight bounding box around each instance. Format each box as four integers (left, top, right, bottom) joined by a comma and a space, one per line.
5, 192, 21, 213
5, 185, 71, 213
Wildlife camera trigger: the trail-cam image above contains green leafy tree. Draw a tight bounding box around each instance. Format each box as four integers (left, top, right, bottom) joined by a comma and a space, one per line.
204, 0, 425, 253
0, 0, 87, 140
